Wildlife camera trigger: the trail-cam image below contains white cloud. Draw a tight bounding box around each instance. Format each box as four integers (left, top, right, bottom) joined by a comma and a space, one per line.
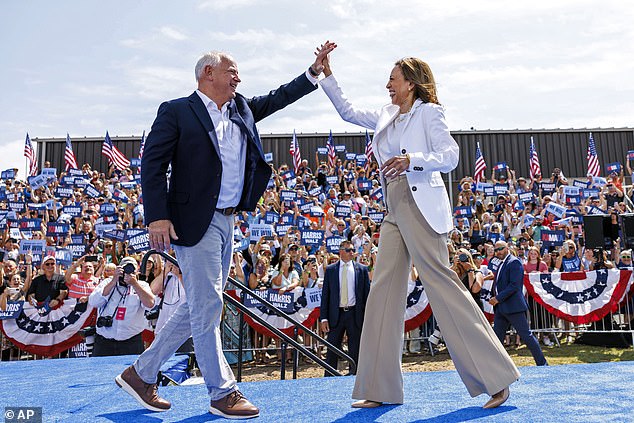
160, 26, 188, 41
198, 0, 260, 11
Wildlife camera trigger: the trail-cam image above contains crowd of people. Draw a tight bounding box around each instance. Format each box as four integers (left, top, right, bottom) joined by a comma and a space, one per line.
1, 147, 634, 361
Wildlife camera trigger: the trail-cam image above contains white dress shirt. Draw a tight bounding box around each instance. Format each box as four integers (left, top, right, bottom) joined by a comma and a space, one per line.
196, 90, 246, 208
339, 260, 356, 307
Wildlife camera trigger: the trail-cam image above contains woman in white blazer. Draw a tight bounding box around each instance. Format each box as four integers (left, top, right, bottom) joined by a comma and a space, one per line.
319, 52, 520, 409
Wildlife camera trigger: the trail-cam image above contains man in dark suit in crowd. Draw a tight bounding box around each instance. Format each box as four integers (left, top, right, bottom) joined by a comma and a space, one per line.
489, 241, 547, 367
320, 240, 371, 376
116, 41, 337, 419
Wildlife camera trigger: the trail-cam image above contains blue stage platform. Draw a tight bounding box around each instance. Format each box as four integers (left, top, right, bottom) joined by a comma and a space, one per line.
1, 356, 633, 422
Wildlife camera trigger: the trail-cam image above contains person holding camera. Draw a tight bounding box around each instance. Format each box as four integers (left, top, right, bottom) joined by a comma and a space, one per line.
555, 240, 584, 272
88, 257, 155, 357
65, 255, 100, 303
451, 249, 484, 311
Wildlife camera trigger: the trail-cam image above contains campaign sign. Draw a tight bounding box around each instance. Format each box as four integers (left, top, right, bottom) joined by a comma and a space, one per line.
71, 234, 86, 245
297, 216, 311, 230
523, 214, 535, 226
8, 201, 26, 213
46, 200, 62, 210
519, 191, 534, 204
84, 184, 101, 198
127, 230, 150, 253
280, 170, 295, 181
454, 206, 473, 218
267, 177, 275, 189
591, 176, 607, 187
317, 147, 328, 155
489, 233, 504, 243
8, 219, 20, 229
63, 205, 82, 217
0, 191, 6, 201
493, 162, 507, 171
586, 205, 606, 215
475, 182, 491, 192
606, 162, 621, 174
493, 184, 508, 195
103, 229, 126, 242
94, 223, 117, 237
541, 230, 565, 247
0, 301, 24, 320
120, 181, 137, 189
335, 145, 346, 153
68, 168, 85, 177
74, 178, 88, 189
280, 190, 297, 204
480, 185, 494, 197
357, 179, 372, 191
249, 223, 274, 243
54, 187, 74, 198
42, 168, 57, 178
370, 188, 383, 201
100, 203, 117, 216
325, 236, 344, 253
244, 289, 294, 313
368, 211, 385, 223
355, 155, 367, 167
326, 175, 338, 185
299, 200, 313, 214
573, 179, 590, 189
309, 206, 324, 217
279, 213, 295, 225
545, 202, 567, 219
264, 152, 273, 163
335, 205, 351, 218
581, 188, 600, 199
540, 182, 556, 194
19, 218, 42, 231
308, 187, 321, 197
69, 341, 88, 358
60, 176, 76, 186
1, 169, 16, 180
28, 174, 49, 190
565, 195, 581, 205
345, 152, 357, 160
628, 151, 634, 160
276, 224, 291, 236
46, 222, 70, 237
26, 203, 46, 212
19, 239, 46, 255
233, 237, 250, 253
55, 249, 73, 267
563, 186, 580, 196
68, 243, 87, 259
130, 158, 141, 168
264, 211, 280, 225
300, 230, 324, 246
303, 287, 322, 308
113, 190, 129, 203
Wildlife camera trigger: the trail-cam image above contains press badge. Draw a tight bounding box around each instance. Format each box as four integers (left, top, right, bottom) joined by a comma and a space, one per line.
115, 307, 127, 320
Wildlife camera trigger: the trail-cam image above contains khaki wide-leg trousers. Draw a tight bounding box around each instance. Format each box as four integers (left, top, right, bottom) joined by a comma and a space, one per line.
352, 176, 520, 404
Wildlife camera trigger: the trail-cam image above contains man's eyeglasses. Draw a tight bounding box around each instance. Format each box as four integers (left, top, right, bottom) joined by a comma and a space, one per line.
341, 248, 355, 253
622, 256, 632, 259
494, 247, 506, 252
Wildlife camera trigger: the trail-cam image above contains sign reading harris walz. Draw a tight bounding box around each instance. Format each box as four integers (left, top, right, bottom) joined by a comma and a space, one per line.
244, 289, 294, 313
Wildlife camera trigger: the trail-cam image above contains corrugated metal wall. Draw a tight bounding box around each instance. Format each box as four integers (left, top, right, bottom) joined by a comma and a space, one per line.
35, 128, 634, 179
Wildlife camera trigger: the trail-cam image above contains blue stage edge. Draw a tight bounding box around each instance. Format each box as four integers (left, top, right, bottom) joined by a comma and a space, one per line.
1, 356, 633, 422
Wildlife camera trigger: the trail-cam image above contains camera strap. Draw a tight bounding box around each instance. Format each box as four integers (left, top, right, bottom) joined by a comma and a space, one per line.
99, 284, 127, 318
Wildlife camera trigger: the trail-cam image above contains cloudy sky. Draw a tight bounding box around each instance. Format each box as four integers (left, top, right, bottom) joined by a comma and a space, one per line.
1, 0, 633, 174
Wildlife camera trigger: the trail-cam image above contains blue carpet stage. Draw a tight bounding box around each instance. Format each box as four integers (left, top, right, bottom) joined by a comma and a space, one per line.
1, 356, 633, 422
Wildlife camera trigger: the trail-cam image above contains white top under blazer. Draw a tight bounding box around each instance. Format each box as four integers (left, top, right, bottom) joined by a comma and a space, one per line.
320, 74, 459, 234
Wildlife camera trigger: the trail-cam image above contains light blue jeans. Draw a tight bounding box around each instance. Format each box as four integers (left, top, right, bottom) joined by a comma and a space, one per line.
134, 213, 237, 400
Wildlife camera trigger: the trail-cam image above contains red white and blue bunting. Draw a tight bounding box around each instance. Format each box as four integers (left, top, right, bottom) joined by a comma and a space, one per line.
0, 299, 96, 357
524, 269, 634, 324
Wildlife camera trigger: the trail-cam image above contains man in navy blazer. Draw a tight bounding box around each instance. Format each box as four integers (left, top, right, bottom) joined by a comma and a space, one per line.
489, 241, 547, 366
320, 240, 371, 376
116, 42, 337, 420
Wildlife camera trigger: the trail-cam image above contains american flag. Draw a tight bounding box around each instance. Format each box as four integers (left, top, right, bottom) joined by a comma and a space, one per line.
102, 131, 130, 170
586, 132, 600, 177
364, 130, 373, 170
326, 130, 336, 167
289, 130, 301, 173
529, 136, 542, 180
473, 142, 487, 182
24, 133, 38, 176
138, 130, 146, 174
64, 133, 79, 171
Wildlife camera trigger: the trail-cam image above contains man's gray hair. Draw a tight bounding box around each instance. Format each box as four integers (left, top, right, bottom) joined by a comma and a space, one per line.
194, 51, 234, 81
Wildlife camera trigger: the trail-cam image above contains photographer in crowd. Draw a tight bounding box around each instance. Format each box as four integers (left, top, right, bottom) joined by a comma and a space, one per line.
88, 257, 155, 356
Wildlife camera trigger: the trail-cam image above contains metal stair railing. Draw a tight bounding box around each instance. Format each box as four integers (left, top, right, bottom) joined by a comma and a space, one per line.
140, 250, 355, 380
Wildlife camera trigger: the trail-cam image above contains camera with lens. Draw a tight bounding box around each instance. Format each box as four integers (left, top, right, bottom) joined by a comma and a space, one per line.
96, 315, 113, 328
145, 305, 160, 321
118, 262, 136, 286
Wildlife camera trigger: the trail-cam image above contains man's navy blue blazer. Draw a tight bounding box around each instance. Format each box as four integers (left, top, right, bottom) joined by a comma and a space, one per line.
141, 73, 317, 246
320, 261, 371, 329
494, 254, 529, 314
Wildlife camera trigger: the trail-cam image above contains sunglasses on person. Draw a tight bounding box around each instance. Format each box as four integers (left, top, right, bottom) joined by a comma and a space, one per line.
494, 247, 506, 252
622, 255, 632, 259
341, 248, 355, 253
43, 262, 55, 266
289, 247, 299, 251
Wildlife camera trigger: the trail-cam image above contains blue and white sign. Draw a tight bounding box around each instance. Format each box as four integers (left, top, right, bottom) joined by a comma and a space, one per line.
335, 145, 346, 153
519, 191, 534, 204
127, 230, 150, 253
357, 179, 372, 191
370, 188, 383, 201
100, 203, 116, 216
244, 289, 294, 313
326, 175, 338, 185
264, 211, 280, 225
264, 152, 273, 163
233, 237, 250, 253
345, 152, 357, 160
103, 229, 126, 242
540, 230, 565, 247
540, 182, 556, 194
19, 219, 42, 231
335, 205, 351, 217
55, 187, 74, 198
94, 223, 117, 237
19, 239, 46, 255
454, 206, 473, 217
55, 248, 74, 267
573, 179, 590, 189
493, 184, 508, 195
368, 211, 385, 223
63, 205, 82, 218
249, 223, 274, 243
68, 243, 87, 259
84, 184, 101, 198
317, 147, 328, 155
280, 190, 297, 204
545, 202, 567, 219
46, 222, 70, 237
130, 158, 141, 168
0, 301, 24, 320
325, 236, 345, 253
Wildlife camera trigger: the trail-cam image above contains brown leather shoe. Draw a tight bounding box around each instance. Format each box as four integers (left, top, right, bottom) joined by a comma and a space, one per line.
483, 387, 510, 409
209, 390, 259, 419
115, 365, 171, 412
351, 400, 382, 408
